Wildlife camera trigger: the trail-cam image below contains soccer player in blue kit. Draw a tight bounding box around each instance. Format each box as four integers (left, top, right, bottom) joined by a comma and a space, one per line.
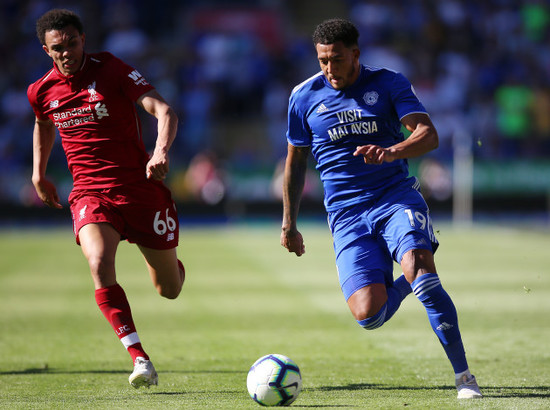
280, 19, 482, 399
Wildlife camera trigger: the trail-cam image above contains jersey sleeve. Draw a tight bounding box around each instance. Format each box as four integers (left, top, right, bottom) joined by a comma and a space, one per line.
390, 72, 427, 120
286, 92, 312, 147
110, 54, 155, 102
27, 83, 49, 121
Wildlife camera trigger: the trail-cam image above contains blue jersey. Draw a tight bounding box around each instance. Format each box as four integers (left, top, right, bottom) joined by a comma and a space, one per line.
287, 64, 427, 211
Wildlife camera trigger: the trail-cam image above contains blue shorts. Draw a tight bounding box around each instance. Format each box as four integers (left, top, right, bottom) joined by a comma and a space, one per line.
327, 177, 439, 301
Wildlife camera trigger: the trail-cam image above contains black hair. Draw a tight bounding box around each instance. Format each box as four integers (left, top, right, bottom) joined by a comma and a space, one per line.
36, 9, 83, 45
312, 18, 359, 48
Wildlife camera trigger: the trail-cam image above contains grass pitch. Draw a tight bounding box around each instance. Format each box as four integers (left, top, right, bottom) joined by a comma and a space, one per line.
0, 221, 549, 409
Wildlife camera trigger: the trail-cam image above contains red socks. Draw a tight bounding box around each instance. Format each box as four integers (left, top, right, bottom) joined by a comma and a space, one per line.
95, 284, 148, 362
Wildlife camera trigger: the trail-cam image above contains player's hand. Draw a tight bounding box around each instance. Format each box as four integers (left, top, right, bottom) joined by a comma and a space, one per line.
353, 145, 396, 165
146, 150, 169, 180
33, 178, 62, 209
281, 227, 305, 257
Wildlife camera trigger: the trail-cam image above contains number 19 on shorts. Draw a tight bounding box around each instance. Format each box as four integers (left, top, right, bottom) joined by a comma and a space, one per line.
404, 209, 437, 243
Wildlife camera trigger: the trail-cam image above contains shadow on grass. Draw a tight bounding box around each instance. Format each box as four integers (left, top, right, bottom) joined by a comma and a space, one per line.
0, 367, 127, 375
0, 368, 246, 376
151, 392, 355, 408
153, 383, 550, 408
3, 370, 548, 401
313, 383, 550, 399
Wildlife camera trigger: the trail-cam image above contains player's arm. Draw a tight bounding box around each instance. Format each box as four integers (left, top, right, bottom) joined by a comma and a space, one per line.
137, 89, 179, 180
31, 117, 62, 208
281, 143, 309, 256
353, 113, 439, 164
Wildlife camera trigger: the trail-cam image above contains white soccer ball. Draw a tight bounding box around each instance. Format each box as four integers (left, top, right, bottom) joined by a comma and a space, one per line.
246, 354, 302, 406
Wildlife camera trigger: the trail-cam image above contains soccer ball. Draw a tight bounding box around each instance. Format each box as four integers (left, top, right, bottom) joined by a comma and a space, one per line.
246, 354, 302, 406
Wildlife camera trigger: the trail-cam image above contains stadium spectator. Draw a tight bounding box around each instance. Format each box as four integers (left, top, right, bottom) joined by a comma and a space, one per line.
1, 0, 549, 208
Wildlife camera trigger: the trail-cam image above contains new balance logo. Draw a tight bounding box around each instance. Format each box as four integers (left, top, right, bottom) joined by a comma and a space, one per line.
128, 70, 148, 86
316, 103, 328, 114
436, 322, 454, 331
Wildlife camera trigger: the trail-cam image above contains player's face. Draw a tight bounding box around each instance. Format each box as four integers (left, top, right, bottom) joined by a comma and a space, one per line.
42, 25, 85, 76
316, 41, 360, 90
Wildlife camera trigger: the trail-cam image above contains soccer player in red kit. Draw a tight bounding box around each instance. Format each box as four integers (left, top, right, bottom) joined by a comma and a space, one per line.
27, 9, 185, 388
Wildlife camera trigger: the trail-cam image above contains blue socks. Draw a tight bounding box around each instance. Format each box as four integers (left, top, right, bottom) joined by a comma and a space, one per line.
412, 273, 468, 373
356, 272, 469, 374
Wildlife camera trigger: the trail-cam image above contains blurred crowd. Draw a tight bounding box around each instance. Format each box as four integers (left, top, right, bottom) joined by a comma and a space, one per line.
1, 0, 549, 208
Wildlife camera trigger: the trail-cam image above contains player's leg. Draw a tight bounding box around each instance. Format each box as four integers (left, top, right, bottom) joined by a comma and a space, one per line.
78, 222, 155, 387
401, 248, 482, 398
400, 247, 468, 368
347, 283, 387, 321
329, 204, 410, 330
378, 179, 481, 398
79, 222, 119, 288
79, 222, 150, 361
129, 246, 184, 388
106, 182, 181, 387
119, 180, 183, 299
347, 273, 412, 330
137, 245, 185, 299
378, 181, 462, 348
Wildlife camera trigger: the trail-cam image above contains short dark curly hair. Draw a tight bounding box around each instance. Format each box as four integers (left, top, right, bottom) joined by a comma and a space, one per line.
36, 9, 83, 45
312, 18, 359, 48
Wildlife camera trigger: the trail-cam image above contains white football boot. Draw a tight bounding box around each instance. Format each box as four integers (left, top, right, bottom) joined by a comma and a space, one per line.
129, 357, 158, 388
456, 374, 483, 399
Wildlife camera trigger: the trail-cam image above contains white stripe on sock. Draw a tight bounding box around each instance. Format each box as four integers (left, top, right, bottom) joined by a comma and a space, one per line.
412, 276, 441, 297
120, 332, 140, 349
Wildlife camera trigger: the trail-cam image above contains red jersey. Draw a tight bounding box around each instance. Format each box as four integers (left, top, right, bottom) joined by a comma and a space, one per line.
27, 52, 155, 189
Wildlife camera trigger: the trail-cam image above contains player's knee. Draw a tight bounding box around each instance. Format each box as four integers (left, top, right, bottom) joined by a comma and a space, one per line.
87, 254, 115, 278
348, 283, 387, 322
155, 263, 185, 299
351, 304, 375, 322
356, 304, 387, 330
157, 282, 182, 299
349, 296, 385, 323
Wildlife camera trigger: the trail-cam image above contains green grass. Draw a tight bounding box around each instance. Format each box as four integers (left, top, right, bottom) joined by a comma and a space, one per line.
1, 221, 549, 409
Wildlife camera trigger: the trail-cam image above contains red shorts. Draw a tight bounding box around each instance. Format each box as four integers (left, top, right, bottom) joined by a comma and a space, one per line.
69, 181, 179, 250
